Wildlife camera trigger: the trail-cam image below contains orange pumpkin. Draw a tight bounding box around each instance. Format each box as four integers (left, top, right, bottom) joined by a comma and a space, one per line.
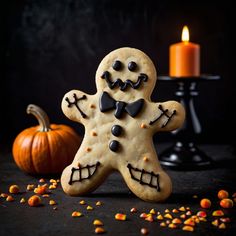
12, 104, 81, 175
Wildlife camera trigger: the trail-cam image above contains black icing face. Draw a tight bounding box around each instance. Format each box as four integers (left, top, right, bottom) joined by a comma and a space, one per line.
101, 60, 148, 91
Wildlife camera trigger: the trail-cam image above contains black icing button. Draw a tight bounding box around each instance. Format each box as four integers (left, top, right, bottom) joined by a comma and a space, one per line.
109, 140, 120, 152
111, 125, 122, 137
112, 60, 122, 71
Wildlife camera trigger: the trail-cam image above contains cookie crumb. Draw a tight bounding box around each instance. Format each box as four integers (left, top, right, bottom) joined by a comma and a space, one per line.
90, 104, 96, 109
91, 131, 97, 136
143, 156, 148, 162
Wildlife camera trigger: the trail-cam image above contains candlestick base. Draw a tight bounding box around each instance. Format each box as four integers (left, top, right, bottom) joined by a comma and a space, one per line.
159, 142, 212, 170
158, 75, 220, 170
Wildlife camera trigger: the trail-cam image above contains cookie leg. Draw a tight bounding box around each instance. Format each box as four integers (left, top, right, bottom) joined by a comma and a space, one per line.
61, 163, 111, 196
120, 164, 172, 202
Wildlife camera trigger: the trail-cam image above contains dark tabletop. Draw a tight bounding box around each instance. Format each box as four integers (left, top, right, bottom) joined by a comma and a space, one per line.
0, 143, 236, 236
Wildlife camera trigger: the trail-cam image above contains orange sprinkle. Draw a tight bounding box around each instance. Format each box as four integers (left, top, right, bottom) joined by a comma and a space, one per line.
140, 123, 147, 129
34, 185, 47, 195
90, 104, 96, 109
160, 222, 166, 227
172, 209, 179, 213
86, 147, 92, 152
184, 218, 195, 226
145, 215, 154, 222
143, 156, 149, 162
39, 178, 45, 183
172, 218, 182, 224
140, 213, 148, 219
42, 194, 50, 198
91, 131, 97, 136
169, 223, 177, 229
140, 228, 149, 235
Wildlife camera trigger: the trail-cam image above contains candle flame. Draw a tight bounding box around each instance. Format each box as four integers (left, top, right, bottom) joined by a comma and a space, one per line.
181, 26, 189, 42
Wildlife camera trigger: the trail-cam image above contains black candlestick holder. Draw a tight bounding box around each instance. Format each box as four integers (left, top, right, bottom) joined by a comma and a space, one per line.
158, 75, 220, 169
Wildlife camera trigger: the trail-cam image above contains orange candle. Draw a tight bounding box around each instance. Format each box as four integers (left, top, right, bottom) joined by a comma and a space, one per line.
169, 26, 200, 77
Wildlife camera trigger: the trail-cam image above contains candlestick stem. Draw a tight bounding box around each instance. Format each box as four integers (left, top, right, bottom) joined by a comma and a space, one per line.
157, 75, 220, 169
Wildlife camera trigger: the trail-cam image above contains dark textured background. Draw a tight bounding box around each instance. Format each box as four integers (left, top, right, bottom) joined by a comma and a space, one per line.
2, 0, 235, 149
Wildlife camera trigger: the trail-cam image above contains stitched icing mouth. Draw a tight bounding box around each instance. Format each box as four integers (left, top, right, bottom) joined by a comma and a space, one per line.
101, 71, 148, 91
69, 162, 101, 185
127, 163, 160, 191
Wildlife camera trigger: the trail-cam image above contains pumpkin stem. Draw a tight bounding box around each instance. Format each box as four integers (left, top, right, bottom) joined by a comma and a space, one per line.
27, 104, 51, 132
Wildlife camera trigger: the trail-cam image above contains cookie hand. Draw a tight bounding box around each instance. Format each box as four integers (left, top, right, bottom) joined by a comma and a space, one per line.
148, 101, 185, 132
61, 90, 94, 124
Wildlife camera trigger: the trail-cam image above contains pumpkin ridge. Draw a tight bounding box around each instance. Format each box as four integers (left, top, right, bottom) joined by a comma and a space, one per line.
45, 131, 53, 172
53, 129, 74, 166
28, 130, 37, 174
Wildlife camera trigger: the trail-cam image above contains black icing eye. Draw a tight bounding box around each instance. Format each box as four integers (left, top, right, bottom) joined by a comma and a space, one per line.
112, 60, 122, 71
128, 61, 137, 71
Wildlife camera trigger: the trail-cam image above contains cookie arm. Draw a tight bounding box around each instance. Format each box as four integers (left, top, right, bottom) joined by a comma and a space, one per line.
61, 90, 96, 125
147, 101, 185, 132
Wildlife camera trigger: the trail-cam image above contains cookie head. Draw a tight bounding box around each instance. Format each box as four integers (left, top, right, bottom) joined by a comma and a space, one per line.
95, 47, 157, 99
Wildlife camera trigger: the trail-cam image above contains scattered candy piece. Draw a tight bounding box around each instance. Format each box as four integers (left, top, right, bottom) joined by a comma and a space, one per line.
219, 223, 226, 229
217, 190, 229, 200
212, 219, 219, 227
197, 211, 207, 218
164, 213, 173, 219
157, 215, 163, 220
232, 192, 236, 198
87, 205, 93, 210
160, 222, 166, 227
168, 223, 177, 229
145, 215, 154, 222
42, 194, 50, 198
6, 195, 14, 202
39, 178, 45, 183
71, 211, 82, 217
34, 186, 47, 195
220, 198, 234, 208
140, 228, 149, 235
96, 201, 102, 206
172, 209, 179, 213
172, 218, 182, 224
186, 210, 192, 216
79, 200, 86, 205
50, 179, 57, 183
140, 213, 148, 219
49, 185, 56, 190
28, 195, 41, 207
200, 198, 211, 209
180, 214, 186, 219
140, 123, 147, 129
20, 198, 26, 203
95, 227, 105, 234
212, 210, 224, 216
9, 185, 20, 194
130, 207, 137, 213
193, 195, 198, 199
115, 213, 126, 221
184, 218, 195, 226
49, 200, 57, 205
220, 217, 231, 223
179, 206, 186, 211
53, 206, 58, 210
93, 220, 103, 226
182, 226, 194, 232
26, 184, 35, 191
0, 193, 8, 198
149, 209, 156, 214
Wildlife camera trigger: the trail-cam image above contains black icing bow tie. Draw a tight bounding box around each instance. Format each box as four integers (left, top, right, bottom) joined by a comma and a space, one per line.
99, 92, 144, 119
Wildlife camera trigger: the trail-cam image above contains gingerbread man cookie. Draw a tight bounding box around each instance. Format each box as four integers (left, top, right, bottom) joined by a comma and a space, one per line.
61, 47, 185, 202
